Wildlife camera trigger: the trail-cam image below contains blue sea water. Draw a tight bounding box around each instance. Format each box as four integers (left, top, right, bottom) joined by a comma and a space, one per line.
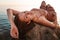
0, 13, 11, 30
0, 13, 11, 40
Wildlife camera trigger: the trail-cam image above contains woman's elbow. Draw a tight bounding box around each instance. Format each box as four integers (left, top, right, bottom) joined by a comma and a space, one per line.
7, 8, 13, 16
7, 8, 10, 11
7, 8, 13, 14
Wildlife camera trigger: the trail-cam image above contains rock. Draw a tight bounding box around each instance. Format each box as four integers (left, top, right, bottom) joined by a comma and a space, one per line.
0, 28, 11, 40
25, 23, 60, 40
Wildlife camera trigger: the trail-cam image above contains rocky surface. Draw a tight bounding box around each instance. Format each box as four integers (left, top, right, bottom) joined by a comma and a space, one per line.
0, 26, 11, 40
0, 24, 60, 40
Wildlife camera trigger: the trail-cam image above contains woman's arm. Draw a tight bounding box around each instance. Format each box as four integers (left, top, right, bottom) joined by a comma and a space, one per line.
7, 9, 20, 38
7, 9, 20, 27
32, 16, 56, 28
7, 9, 15, 26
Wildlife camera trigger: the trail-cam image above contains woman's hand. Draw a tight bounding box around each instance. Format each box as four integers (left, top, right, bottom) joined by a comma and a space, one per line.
10, 25, 19, 39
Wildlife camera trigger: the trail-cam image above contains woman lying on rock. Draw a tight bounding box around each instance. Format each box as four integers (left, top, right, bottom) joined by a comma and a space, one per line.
7, 1, 59, 40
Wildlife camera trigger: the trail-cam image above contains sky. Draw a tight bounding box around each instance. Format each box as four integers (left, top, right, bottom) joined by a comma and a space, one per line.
0, 0, 60, 24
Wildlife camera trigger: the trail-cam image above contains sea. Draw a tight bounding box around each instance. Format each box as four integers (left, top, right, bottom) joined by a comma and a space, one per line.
0, 12, 11, 40
0, 12, 10, 30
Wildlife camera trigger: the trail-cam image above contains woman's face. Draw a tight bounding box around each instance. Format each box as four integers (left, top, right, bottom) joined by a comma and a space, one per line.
18, 13, 31, 22
18, 13, 26, 22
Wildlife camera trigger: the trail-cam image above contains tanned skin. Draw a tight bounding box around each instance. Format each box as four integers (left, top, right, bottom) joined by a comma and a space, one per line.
40, 1, 46, 10
40, 1, 58, 24
46, 4, 58, 24
7, 1, 59, 39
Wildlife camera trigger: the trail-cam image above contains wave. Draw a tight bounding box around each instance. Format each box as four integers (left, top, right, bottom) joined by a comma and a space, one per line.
0, 14, 10, 29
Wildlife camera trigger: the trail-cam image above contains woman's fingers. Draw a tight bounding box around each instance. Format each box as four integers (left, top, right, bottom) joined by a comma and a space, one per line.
10, 30, 18, 38
10, 27, 19, 38
10, 29, 16, 38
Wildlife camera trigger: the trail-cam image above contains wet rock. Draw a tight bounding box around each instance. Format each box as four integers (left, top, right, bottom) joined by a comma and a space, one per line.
0, 28, 11, 40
